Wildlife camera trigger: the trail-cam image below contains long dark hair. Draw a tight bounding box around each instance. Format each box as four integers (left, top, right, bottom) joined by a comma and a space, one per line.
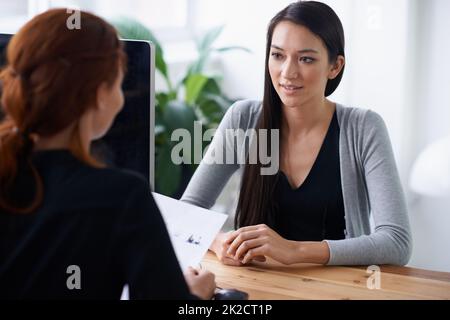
0, 9, 127, 214
235, 1, 345, 228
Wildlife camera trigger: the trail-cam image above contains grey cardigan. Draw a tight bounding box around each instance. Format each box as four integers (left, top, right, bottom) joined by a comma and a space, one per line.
181, 100, 412, 266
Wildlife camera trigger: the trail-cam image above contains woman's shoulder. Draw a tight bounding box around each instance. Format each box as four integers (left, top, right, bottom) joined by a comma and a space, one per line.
92, 168, 153, 212
84, 166, 150, 194
62, 163, 151, 208
221, 99, 262, 130
33, 150, 150, 198
336, 103, 387, 134
32, 152, 152, 214
229, 99, 262, 114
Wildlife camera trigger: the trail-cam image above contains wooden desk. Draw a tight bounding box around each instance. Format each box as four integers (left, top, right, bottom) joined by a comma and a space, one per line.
201, 252, 450, 300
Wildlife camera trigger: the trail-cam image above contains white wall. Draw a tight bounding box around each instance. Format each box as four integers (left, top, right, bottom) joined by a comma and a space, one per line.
406, 0, 450, 272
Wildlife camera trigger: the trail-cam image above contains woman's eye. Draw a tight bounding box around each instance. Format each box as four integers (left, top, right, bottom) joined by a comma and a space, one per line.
300, 57, 314, 63
271, 52, 283, 59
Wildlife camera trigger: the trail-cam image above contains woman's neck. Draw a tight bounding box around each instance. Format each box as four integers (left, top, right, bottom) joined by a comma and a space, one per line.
33, 126, 73, 151
33, 123, 90, 154
33, 108, 95, 153
281, 98, 335, 138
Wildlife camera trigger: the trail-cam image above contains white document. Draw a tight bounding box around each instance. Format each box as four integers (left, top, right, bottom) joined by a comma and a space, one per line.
152, 192, 227, 271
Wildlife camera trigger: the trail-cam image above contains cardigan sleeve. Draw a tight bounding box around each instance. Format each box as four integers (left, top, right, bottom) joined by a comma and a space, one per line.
180, 102, 242, 209
325, 110, 413, 266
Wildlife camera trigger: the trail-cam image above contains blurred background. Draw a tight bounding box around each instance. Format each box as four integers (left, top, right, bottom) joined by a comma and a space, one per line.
1, 0, 449, 272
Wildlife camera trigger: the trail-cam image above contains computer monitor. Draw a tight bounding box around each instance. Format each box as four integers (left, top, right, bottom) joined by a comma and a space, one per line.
0, 34, 155, 187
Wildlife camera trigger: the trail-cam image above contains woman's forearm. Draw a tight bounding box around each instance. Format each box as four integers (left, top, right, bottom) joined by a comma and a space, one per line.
292, 241, 331, 265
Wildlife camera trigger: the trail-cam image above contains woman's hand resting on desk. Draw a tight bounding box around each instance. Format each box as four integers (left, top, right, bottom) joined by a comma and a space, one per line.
210, 232, 243, 266
184, 267, 216, 300
210, 232, 269, 266
225, 224, 299, 265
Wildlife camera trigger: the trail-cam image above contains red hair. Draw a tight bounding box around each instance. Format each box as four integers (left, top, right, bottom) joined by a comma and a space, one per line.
0, 8, 127, 213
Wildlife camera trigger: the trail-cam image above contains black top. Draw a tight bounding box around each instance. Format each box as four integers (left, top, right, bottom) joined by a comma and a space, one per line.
0, 150, 195, 299
274, 111, 346, 241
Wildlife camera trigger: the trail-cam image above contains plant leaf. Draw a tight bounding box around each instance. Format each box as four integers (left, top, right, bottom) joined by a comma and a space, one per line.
187, 51, 209, 76
155, 124, 165, 136
201, 78, 221, 95
156, 92, 170, 111
197, 93, 230, 123
163, 100, 197, 135
185, 74, 209, 105
187, 26, 225, 77
197, 25, 224, 53
215, 46, 252, 53
111, 17, 169, 80
155, 143, 181, 196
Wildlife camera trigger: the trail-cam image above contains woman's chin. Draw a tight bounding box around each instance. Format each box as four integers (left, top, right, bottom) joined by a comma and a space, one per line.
280, 97, 305, 109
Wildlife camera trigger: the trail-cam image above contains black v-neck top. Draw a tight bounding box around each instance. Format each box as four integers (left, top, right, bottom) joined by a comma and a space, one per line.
274, 111, 346, 242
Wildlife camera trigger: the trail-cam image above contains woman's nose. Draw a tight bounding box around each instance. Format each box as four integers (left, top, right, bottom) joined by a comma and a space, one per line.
281, 60, 299, 79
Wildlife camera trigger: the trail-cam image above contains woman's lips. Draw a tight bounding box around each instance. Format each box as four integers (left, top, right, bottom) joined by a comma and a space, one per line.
280, 84, 303, 94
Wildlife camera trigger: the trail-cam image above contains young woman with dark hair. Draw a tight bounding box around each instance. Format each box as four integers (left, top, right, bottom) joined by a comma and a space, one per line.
182, 1, 412, 267
0, 9, 215, 299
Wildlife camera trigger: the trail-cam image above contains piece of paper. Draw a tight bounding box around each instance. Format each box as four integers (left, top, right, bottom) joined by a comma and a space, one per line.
152, 192, 227, 271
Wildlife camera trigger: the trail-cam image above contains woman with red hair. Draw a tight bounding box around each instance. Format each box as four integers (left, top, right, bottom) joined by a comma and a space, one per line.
0, 9, 215, 299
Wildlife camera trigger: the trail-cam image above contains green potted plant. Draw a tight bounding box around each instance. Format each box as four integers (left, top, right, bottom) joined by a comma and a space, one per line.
112, 17, 250, 197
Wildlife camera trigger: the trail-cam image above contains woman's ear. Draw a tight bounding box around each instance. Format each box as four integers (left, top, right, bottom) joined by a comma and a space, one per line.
96, 82, 108, 110
328, 55, 345, 80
